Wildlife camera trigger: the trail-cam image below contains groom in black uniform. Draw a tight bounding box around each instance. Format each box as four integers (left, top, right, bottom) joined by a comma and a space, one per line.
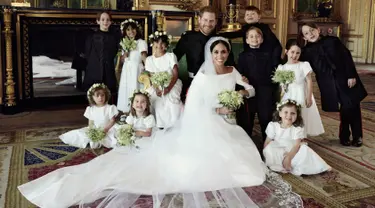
173, 6, 235, 102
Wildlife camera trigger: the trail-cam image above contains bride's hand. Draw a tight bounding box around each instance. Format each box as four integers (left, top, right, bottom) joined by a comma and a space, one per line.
238, 90, 247, 96
217, 107, 233, 115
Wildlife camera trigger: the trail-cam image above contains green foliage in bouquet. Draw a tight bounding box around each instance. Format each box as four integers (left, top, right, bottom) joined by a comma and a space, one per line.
150, 71, 172, 88
86, 127, 106, 142
117, 124, 137, 147
272, 70, 295, 85
218, 90, 244, 110
120, 37, 137, 53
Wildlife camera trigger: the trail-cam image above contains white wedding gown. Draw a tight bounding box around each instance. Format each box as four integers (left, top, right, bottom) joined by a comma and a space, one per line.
18, 37, 303, 208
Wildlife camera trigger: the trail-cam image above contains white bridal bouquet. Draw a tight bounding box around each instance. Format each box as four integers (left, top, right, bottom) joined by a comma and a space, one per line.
272, 70, 295, 93
117, 124, 138, 148
119, 37, 137, 53
150, 71, 172, 89
218, 90, 244, 124
86, 127, 106, 143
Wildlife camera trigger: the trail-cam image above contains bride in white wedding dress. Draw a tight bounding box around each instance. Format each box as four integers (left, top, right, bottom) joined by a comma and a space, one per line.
18, 37, 303, 208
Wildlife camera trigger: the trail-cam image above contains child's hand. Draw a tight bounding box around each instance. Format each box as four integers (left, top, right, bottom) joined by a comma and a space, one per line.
305, 96, 312, 108
263, 141, 271, 149
103, 127, 110, 133
348, 78, 356, 88
163, 87, 171, 95
238, 89, 247, 96
155, 88, 163, 97
282, 155, 292, 171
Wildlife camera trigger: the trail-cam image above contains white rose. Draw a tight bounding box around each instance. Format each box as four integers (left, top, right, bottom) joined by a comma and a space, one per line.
163, 31, 167, 35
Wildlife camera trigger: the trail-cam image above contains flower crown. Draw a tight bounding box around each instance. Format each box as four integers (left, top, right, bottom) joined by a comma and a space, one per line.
276, 99, 301, 111
120, 18, 141, 31
128, 89, 151, 106
149, 31, 172, 46
87, 83, 107, 97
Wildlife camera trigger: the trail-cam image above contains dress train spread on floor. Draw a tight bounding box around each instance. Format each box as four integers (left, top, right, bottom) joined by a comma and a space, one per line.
18, 37, 303, 208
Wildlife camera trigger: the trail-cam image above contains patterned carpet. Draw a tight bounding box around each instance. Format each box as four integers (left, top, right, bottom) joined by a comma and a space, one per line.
0, 71, 374, 208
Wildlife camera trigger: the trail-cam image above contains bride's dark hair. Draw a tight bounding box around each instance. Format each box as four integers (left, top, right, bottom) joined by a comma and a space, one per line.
210, 39, 230, 52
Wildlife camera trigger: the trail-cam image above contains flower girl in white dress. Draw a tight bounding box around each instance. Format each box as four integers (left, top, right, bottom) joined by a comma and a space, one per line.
117, 19, 148, 112
263, 99, 331, 176
276, 39, 324, 137
145, 31, 183, 128
60, 83, 119, 148
125, 90, 156, 139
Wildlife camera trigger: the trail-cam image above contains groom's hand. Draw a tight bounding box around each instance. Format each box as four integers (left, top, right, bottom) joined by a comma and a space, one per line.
242, 76, 249, 84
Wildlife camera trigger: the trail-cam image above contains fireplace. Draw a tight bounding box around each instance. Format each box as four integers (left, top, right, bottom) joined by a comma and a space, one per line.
14, 9, 151, 103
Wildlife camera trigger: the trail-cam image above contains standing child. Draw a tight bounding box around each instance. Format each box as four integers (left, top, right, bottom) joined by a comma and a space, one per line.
241, 6, 281, 58
263, 99, 331, 176
237, 27, 279, 147
82, 11, 119, 93
125, 90, 156, 139
276, 39, 324, 137
117, 19, 148, 113
145, 31, 182, 128
60, 83, 119, 148
298, 22, 367, 147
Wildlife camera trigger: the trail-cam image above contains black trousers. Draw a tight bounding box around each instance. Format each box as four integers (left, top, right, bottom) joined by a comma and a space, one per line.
181, 77, 193, 103
339, 103, 363, 142
237, 86, 277, 145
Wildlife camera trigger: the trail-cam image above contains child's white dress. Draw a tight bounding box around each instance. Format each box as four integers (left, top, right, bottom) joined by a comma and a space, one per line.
60, 104, 119, 148
277, 61, 325, 136
126, 114, 156, 132
145, 52, 183, 128
263, 122, 331, 176
117, 39, 148, 112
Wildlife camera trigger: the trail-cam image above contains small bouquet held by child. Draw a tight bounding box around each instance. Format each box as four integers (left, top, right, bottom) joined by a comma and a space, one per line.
117, 124, 139, 148
272, 69, 295, 96
86, 127, 106, 143
119, 37, 137, 54
150, 71, 172, 90
218, 90, 244, 124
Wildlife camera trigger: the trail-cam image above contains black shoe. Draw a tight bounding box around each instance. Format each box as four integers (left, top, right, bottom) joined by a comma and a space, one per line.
352, 138, 363, 147
340, 140, 351, 146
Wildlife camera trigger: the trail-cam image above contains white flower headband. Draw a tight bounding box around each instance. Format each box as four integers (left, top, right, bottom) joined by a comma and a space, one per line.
149, 31, 173, 46
120, 18, 141, 31
276, 99, 301, 111
128, 89, 151, 106
87, 83, 107, 97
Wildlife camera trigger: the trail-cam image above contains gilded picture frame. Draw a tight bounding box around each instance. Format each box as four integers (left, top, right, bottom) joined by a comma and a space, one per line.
133, 0, 208, 11
292, 0, 319, 20
163, 16, 193, 41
